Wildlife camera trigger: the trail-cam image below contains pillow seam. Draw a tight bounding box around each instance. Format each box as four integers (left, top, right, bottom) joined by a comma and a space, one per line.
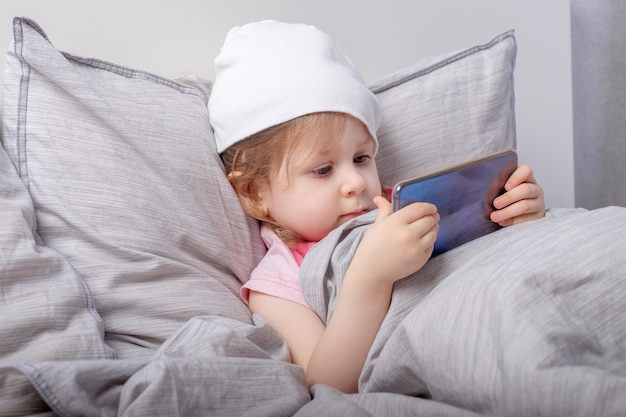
12, 18, 31, 189
370, 30, 515, 94
62, 53, 207, 100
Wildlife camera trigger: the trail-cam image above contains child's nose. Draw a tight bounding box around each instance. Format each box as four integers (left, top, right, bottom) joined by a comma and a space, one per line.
341, 167, 366, 197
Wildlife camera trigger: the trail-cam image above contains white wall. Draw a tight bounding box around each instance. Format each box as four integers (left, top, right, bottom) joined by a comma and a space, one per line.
0, 0, 574, 208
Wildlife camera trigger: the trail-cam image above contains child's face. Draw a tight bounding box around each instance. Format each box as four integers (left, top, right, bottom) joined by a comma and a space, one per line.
260, 116, 381, 242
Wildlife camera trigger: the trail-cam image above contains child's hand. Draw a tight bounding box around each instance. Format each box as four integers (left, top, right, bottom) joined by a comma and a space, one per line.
349, 196, 439, 287
490, 164, 545, 227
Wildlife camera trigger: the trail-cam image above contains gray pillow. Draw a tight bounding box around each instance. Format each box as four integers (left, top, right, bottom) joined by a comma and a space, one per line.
2, 17, 265, 361
373, 30, 516, 187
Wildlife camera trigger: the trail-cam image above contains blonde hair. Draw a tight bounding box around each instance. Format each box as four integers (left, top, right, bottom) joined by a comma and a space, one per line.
221, 112, 345, 245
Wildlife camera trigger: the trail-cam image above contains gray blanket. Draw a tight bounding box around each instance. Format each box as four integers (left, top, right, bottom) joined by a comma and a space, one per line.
300, 206, 626, 416
4, 207, 626, 416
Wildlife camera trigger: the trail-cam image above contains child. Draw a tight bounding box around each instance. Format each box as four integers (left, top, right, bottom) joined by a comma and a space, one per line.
208, 20, 545, 393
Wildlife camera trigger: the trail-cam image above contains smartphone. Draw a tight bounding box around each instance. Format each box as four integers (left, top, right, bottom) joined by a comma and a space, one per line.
392, 149, 518, 257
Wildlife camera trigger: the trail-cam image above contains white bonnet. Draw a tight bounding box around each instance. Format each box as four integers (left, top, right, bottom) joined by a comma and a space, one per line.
208, 20, 382, 153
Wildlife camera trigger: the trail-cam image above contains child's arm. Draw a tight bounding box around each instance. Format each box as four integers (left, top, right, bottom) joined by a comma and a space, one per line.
490, 164, 545, 226
248, 197, 439, 393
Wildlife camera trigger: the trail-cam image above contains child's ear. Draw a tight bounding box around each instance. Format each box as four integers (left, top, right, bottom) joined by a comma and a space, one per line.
251, 183, 270, 217
233, 180, 270, 220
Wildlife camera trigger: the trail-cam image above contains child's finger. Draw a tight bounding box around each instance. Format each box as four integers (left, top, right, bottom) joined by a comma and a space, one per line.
505, 164, 536, 191
494, 182, 543, 210
394, 202, 438, 225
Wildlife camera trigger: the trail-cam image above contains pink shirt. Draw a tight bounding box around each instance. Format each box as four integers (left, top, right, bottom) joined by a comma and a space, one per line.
240, 224, 317, 308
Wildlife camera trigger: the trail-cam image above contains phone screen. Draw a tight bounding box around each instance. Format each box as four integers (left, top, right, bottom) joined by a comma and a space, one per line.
392, 150, 518, 257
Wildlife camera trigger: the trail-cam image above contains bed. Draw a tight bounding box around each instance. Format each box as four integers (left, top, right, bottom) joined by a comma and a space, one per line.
1, 17, 625, 416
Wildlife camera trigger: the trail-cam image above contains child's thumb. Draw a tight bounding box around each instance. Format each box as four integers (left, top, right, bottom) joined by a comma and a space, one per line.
373, 195, 393, 221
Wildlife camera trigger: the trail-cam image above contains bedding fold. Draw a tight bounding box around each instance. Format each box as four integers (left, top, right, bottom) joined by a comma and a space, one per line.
9, 315, 309, 417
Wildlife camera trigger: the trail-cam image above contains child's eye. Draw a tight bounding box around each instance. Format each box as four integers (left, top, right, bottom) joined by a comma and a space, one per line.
354, 155, 371, 164
313, 166, 332, 176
